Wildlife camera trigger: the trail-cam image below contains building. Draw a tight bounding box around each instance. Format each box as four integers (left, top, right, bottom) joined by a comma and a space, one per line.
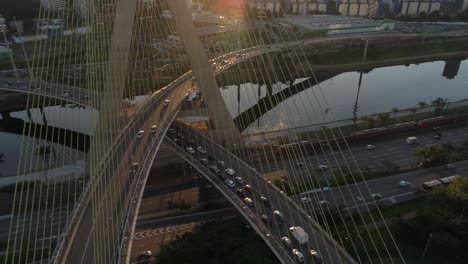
442, 60, 461, 79
290, 0, 328, 15
9, 20, 24, 35
338, 0, 370, 16
400, 0, 441, 15
40, 0, 66, 10
249, 0, 283, 13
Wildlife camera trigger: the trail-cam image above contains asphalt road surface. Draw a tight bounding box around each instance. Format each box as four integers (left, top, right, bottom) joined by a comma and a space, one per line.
252, 126, 468, 180
167, 122, 356, 264
298, 160, 468, 214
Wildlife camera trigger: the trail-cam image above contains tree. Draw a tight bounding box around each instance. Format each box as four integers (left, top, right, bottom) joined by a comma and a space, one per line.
410, 107, 417, 121
391, 107, 399, 124
432, 97, 447, 115
377, 113, 391, 127
415, 145, 448, 167
418, 101, 428, 109
419, 11, 427, 20
428, 10, 440, 21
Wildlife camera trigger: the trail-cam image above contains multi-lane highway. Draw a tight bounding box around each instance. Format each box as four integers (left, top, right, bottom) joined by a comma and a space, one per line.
298, 160, 468, 213
0, 77, 94, 106
250, 125, 468, 179
166, 122, 356, 264
29, 32, 468, 263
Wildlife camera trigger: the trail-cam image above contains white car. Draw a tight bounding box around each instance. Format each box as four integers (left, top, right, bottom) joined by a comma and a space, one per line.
234, 176, 244, 184
292, 249, 305, 263
399, 181, 410, 187
217, 160, 225, 167
318, 165, 328, 170
366, 144, 375, 150
225, 168, 235, 176
163, 99, 170, 106
319, 200, 330, 207
300, 197, 311, 203
225, 179, 235, 188
185, 147, 195, 154
445, 164, 455, 169
137, 250, 152, 257
197, 146, 207, 154
244, 197, 254, 207
150, 125, 157, 134
371, 193, 382, 200
136, 130, 144, 138
62, 91, 70, 97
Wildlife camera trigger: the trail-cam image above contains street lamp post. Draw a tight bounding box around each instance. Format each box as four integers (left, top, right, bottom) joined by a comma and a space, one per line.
420, 232, 432, 264
0, 23, 20, 80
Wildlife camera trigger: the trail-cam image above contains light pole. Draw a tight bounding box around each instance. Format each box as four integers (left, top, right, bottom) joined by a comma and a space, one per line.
0, 23, 20, 80
420, 232, 432, 264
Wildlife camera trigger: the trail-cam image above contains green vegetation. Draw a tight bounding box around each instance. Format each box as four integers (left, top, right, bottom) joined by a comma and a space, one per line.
157, 219, 280, 264
390, 177, 468, 263
415, 145, 448, 167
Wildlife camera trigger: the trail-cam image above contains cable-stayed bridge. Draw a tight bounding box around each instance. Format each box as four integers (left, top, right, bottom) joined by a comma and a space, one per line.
2, 0, 467, 263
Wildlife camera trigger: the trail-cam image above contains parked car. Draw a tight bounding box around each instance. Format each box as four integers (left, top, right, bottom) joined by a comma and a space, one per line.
300, 197, 311, 203
244, 184, 253, 193
366, 144, 375, 150
163, 99, 170, 106
371, 193, 382, 200
185, 147, 195, 154
137, 130, 144, 138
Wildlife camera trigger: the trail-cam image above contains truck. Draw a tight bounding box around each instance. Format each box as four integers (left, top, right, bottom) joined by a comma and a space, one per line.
289, 226, 308, 244
406, 136, 419, 144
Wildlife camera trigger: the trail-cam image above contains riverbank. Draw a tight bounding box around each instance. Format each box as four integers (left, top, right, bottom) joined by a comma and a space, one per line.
243, 98, 468, 145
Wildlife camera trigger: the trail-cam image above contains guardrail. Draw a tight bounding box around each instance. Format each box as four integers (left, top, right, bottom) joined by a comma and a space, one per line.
178, 123, 358, 264
165, 137, 294, 264
119, 108, 181, 263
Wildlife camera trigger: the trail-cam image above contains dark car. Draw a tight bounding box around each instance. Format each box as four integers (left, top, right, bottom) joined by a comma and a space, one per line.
235, 188, 245, 198
260, 196, 271, 207
200, 158, 208, 166
261, 215, 269, 225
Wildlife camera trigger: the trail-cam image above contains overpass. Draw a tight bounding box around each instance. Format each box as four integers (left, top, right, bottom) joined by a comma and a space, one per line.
50, 32, 466, 263
165, 121, 356, 263
5, 11, 466, 262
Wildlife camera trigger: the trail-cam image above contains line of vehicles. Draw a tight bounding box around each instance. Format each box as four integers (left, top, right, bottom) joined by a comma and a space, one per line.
422, 175, 461, 191
168, 125, 323, 263
276, 114, 468, 153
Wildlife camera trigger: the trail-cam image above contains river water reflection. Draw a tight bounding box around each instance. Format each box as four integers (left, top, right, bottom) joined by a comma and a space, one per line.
220, 59, 468, 134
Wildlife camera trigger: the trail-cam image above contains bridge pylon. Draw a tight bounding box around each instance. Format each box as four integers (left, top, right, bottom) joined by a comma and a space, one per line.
168, 1, 243, 147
